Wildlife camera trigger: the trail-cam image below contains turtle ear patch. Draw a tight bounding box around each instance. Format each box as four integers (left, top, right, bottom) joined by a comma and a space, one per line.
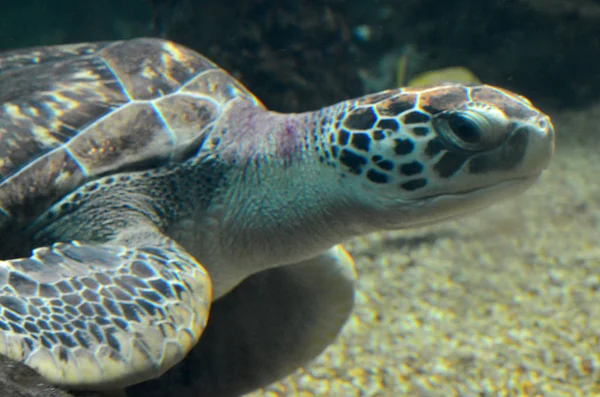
401, 111, 431, 124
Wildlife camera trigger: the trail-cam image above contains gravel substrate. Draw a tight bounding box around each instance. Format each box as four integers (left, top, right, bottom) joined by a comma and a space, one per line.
247, 105, 600, 396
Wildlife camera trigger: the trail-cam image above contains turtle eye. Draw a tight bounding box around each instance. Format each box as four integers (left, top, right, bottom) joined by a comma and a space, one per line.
445, 113, 481, 144
434, 109, 506, 152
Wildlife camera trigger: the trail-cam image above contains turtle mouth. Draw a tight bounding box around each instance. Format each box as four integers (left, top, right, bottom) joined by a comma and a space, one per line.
387, 173, 542, 229
425, 173, 541, 202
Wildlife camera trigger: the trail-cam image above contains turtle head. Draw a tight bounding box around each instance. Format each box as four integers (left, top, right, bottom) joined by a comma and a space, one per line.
324, 84, 555, 230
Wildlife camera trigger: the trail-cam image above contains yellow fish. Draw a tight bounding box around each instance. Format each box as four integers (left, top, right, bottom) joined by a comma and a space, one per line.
407, 66, 481, 87
396, 49, 480, 88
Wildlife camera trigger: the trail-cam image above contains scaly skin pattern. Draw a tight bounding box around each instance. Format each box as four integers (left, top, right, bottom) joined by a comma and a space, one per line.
188, 83, 554, 300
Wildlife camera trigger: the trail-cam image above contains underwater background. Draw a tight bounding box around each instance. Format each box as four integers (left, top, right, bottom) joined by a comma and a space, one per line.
1, 0, 600, 396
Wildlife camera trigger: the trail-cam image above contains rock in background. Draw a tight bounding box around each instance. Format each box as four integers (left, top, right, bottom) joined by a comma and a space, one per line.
1, 0, 599, 112
149, 0, 600, 112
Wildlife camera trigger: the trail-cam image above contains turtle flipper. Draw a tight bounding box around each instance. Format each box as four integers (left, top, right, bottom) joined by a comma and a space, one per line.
127, 244, 356, 397
0, 240, 211, 390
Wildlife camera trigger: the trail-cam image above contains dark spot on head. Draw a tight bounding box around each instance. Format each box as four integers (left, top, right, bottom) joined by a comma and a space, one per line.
351, 133, 371, 152
366, 169, 389, 184
435, 152, 469, 178
412, 126, 430, 136
361, 91, 396, 104
402, 111, 431, 124
383, 99, 415, 116
420, 104, 438, 115
401, 178, 428, 191
376, 119, 399, 131
339, 149, 368, 175
374, 159, 394, 171
372, 130, 386, 141
400, 161, 424, 176
425, 138, 445, 157
343, 107, 378, 130
393, 139, 415, 155
422, 88, 470, 112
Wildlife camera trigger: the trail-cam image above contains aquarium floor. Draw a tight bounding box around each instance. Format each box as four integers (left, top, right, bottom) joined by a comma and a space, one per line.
248, 104, 600, 397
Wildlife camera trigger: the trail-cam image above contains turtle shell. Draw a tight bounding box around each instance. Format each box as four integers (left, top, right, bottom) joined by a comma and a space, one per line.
0, 38, 259, 232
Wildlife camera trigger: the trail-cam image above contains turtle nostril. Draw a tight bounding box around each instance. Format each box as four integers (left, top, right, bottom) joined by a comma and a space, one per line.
536, 116, 554, 138
535, 116, 550, 132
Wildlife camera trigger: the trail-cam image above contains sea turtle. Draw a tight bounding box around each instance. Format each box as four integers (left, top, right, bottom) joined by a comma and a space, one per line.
0, 38, 554, 395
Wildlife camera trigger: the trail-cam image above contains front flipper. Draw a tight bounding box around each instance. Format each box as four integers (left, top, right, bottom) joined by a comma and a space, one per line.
0, 239, 211, 390
127, 244, 357, 397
